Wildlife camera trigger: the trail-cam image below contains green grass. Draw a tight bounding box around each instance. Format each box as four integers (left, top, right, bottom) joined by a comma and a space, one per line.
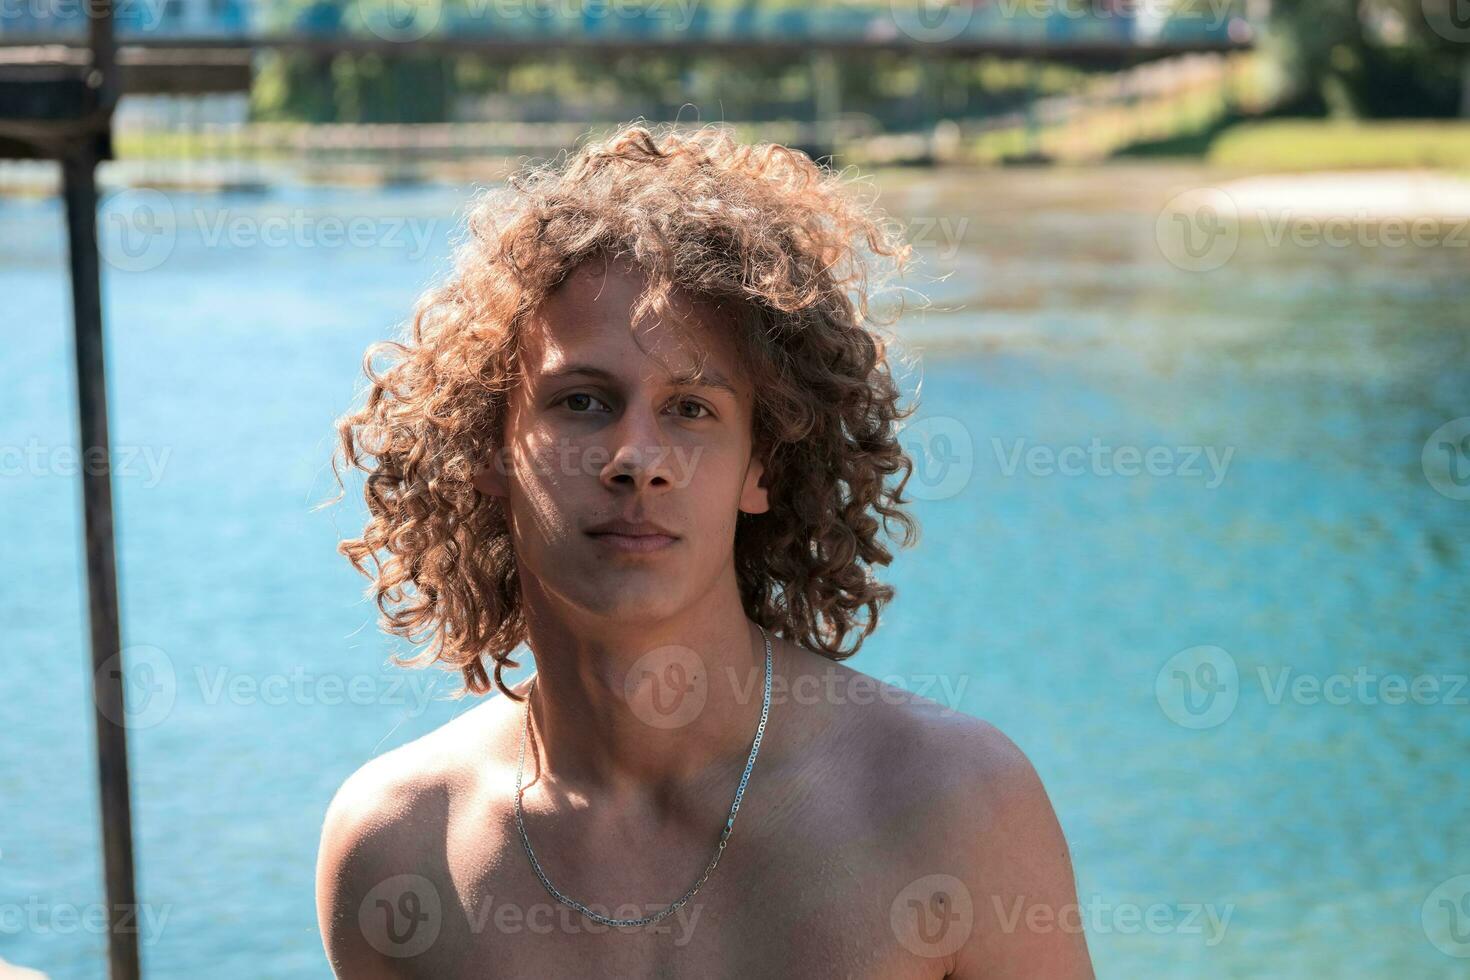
1207, 120, 1470, 172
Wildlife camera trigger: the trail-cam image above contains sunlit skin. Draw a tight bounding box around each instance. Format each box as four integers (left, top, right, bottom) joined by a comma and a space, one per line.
316, 254, 1095, 979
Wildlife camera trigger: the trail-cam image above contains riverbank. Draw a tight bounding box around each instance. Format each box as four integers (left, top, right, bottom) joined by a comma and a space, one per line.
1207, 120, 1470, 174
3, 116, 1470, 209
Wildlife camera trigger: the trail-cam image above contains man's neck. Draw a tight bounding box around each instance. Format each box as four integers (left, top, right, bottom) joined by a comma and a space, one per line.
515, 592, 775, 804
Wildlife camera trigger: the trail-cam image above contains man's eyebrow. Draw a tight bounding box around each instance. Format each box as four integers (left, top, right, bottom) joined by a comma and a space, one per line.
542, 362, 739, 395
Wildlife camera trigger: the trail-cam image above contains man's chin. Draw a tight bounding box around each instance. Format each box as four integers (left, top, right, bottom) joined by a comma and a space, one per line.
580, 597, 686, 628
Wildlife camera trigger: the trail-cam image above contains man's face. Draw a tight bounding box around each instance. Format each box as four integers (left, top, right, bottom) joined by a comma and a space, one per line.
472, 256, 769, 625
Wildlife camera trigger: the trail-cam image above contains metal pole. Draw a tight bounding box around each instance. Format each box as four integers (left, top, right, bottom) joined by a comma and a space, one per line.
62, 139, 142, 980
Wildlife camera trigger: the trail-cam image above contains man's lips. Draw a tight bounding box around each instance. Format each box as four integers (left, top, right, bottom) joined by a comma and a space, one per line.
585, 531, 679, 553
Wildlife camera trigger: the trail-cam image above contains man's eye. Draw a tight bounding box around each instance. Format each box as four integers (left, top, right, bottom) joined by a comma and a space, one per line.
561, 393, 610, 413
670, 398, 712, 420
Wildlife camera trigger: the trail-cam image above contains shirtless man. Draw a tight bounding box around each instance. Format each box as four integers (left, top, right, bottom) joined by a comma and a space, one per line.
317, 124, 1094, 979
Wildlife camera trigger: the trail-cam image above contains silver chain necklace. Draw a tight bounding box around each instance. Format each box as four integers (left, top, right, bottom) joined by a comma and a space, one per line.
513, 623, 773, 928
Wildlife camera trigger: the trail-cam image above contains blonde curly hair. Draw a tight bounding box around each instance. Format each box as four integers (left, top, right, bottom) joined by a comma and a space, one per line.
328, 121, 922, 701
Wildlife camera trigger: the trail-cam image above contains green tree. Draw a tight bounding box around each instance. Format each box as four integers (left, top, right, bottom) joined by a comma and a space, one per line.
1269, 0, 1469, 117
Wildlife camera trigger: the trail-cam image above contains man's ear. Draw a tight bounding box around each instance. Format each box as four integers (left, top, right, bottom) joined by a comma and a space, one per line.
471, 447, 510, 499
738, 454, 770, 516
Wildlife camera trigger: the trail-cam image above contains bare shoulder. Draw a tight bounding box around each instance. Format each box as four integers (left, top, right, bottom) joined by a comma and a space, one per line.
808, 657, 1049, 825
784, 646, 1095, 979
313, 681, 528, 977
778, 639, 1023, 793
316, 687, 512, 855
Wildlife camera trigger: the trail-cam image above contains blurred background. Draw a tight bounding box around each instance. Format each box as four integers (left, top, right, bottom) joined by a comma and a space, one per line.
3, 0, 1469, 977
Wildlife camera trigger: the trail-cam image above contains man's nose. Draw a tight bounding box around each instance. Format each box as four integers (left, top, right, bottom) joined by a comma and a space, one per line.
599, 401, 675, 493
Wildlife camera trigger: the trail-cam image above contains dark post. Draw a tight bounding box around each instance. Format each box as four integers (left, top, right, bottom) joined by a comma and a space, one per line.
62, 132, 142, 980
71, 0, 142, 973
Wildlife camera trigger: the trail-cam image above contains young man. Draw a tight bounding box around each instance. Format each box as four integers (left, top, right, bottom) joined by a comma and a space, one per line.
317, 124, 1094, 978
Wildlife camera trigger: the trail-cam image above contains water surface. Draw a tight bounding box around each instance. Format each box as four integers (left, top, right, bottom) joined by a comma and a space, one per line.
2, 165, 1467, 977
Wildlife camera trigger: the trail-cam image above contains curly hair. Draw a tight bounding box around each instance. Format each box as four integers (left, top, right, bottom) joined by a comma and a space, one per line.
327, 121, 923, 702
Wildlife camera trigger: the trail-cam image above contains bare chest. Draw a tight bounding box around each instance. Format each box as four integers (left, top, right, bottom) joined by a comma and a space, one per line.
385, 797, 952, 979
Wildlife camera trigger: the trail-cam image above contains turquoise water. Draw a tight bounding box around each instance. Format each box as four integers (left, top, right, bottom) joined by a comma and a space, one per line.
2, 168, 1468, 977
